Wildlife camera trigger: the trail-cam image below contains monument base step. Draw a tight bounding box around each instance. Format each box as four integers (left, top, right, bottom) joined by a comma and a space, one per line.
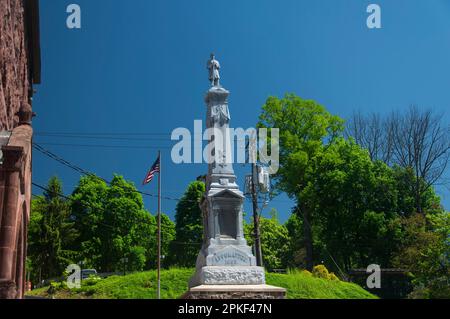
189, 266, 265, 287
182, 284, 286, 299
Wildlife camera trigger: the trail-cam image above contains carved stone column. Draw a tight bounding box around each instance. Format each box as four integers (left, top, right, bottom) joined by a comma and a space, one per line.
14, 211, 25, 298
0, 145, 23, 299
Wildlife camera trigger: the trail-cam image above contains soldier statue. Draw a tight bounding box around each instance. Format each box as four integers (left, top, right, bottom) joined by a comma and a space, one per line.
207, 53, 220, 87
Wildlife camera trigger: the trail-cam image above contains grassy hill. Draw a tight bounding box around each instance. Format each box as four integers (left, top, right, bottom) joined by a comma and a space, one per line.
26, 268, 377, 299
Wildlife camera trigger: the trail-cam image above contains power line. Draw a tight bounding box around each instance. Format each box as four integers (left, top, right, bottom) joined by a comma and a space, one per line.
34, 143, 157, 198
35, 131, 171, 136
32, 182, 204, 246
33, 143, 101, 178
33, 143, 355, 275
34, 142, 172, 150
32, 143, 199, 204
33, 143, 292, 205
35, 133, 172, 142
34, 131, 211, 137
33, 182, 147, 230
34, 131, 249, 144
33, 181, 377, 257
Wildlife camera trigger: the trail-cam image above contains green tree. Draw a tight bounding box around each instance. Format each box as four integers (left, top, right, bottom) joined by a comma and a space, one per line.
392, 165, 442, 217
245, 210, 291, 271
28, 177, 78, 282
168, 181, 205, 267
69, 175, 109, 268
346, 107, 450, 214
302, 139, 403, 271
160, 214, 176, 266
393, 212, 450, 299
69, 174, 173, 272
258, 94, 344, 269
284, 212, 306, 268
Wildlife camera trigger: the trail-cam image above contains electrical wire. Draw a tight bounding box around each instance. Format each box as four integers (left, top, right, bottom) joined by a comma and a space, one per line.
33, 142, 291, 204
34, 142, 172, 150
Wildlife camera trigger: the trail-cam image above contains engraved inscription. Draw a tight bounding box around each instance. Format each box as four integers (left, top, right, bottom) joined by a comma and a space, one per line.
212, 247, 250, 266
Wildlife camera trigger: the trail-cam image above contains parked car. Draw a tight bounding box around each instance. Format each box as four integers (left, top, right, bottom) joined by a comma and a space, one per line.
81, 269, 97, 280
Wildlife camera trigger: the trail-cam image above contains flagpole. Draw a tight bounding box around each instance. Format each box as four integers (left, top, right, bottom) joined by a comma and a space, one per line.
157, 150, 161, 299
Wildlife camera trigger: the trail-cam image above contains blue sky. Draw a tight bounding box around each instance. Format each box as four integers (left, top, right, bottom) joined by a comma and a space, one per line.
33, 0, 450, 223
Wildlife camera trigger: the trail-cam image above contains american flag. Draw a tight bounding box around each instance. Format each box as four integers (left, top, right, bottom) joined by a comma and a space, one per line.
142, 155, 160, 185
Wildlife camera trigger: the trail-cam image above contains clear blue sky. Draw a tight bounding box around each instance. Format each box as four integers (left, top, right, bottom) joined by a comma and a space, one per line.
33, 0, 450, 223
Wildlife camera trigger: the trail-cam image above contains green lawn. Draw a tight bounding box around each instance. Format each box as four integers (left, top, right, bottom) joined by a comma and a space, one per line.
26, 268, 377, 299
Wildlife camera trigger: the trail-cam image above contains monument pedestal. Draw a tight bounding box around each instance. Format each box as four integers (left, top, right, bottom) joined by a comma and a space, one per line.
183, 285, 286, 299
190, 266, 265, 287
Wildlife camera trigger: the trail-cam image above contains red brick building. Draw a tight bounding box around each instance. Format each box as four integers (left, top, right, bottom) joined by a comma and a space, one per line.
0, 0, 40, 299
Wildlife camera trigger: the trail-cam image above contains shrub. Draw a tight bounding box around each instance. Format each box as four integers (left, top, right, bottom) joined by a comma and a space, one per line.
329, 273, 340, 281
301, 270, 313, 277
82, 275, 102, 286
312, 265, 330, 279
312, 265, 340, 281
47, 281, 67, 295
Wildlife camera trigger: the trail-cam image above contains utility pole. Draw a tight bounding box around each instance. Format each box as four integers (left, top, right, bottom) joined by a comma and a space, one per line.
251, 162, 263, 267
245, 133, 266, 268
157, 150, 162, 300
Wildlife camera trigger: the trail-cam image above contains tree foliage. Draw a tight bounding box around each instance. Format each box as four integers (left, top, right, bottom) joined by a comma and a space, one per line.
301, 139, 403, 270
168, 181, 205, 267
245, 210, 290, 271
258, 94, 448, 298
393, 213, 450, 298
28, 177, 78, 283
26, 95, 449, 299
284, 212, 306, 268
69, 175, 174, 272
346, 106, 450, 213
258, 94, 344, 196
257, 94, 344, 269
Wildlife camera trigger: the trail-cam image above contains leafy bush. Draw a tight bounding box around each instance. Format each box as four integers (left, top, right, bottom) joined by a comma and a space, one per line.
312, 265, 340, 281
394, 213, 450, 299
82, 275, 102, 286
329, 273, 340, 281
300, 269, 312, 277
245, 211, 291, 271
47, 281, 67, 295
312, 265, 330, 279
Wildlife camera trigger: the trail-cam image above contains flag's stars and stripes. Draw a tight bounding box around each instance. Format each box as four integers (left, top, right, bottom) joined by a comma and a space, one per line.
142, 155, 160, 185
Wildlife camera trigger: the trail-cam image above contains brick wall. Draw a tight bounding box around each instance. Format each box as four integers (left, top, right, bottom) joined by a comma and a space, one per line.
0, 0, 38, 299
0, 0, 31, 131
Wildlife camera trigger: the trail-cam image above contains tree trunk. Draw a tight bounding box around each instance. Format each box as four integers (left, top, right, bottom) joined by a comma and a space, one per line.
415, 175, 422, 214
300, 204, 313, 271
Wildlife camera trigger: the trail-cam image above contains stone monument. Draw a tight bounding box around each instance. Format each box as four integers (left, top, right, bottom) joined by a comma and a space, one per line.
185, 55, 285, 299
